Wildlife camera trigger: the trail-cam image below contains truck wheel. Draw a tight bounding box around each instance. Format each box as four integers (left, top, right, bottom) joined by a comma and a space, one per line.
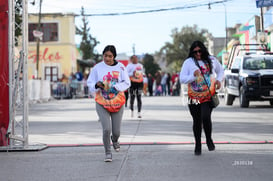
239, 87, 249, 108
224, 88, 234, 105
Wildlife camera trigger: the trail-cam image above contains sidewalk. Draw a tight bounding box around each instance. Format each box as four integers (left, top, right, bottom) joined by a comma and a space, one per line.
0, 96, 273, 181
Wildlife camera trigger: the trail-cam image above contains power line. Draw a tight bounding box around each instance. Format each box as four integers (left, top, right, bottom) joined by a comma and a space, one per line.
83, 0, 233, 17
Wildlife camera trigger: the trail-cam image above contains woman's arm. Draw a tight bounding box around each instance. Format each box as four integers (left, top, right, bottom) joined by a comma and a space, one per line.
179, 58, 199, 84
212, 57, 224, 81
87, 67, 99, 93
212, 56, 224, 89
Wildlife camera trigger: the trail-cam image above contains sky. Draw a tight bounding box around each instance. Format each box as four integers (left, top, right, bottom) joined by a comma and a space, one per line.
28, 0, 262, 55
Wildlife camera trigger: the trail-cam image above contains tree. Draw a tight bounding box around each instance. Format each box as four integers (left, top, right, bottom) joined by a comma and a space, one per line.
15, 0, 23, 46
142, 54, 160, 76
76, 7, 100, 62
159, 25, 208, 71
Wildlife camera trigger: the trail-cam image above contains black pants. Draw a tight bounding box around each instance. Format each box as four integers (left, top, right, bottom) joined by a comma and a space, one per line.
188, 101, 213, 145
124, 90, 129, 107
148, 85, 153, 96
129, 82, 143, 112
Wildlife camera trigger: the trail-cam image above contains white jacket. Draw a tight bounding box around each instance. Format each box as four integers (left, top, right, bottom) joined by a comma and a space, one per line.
180, 56, 224, 84
179, 56, 224, 104
87, 61, 131, 93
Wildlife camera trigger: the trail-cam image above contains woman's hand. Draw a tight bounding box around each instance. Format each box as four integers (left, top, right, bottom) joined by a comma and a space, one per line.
194, 70, 201, 77
215, 80, 221, 90
96, 81, 104, 89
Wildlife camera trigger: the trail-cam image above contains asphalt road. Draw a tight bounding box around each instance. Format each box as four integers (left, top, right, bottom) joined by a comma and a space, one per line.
27, 95, 273, 145
0, 96, 272, 181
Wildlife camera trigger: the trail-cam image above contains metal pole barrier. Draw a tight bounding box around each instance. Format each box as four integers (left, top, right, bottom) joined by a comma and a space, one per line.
22, 0, 29, 147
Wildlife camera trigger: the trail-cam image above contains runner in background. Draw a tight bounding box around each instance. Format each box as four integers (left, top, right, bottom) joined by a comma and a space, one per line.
126, 55, 144, 118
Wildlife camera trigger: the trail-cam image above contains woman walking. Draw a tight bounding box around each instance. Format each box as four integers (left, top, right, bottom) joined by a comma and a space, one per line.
179, 41, 224, 155
87, 45, 130, 162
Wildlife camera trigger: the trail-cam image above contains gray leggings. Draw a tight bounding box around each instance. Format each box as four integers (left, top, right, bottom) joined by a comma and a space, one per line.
96, 103, 124, 154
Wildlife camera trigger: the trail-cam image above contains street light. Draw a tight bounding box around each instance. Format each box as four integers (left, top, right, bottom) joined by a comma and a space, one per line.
208, 2, 228, 52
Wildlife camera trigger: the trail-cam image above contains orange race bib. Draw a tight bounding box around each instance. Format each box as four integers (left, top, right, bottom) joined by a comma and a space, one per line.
95, 71, 125, 112
130, 69, 143, 83
95, 91, 125, 112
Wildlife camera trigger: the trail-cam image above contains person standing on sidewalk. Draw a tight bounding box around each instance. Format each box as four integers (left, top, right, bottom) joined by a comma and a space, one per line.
161, 72, 168, 96
87, 45, 130, 162
126, 55, 144, 118
147, 73, 154, 96
154, 71, 162, 96
179, 40, 224, 155
166, 73, 171, 96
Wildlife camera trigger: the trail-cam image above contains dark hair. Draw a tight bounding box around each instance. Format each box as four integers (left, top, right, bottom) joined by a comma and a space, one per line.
103, 45, 117, 58
130, 55, 137, 60
188, 40, 212, 73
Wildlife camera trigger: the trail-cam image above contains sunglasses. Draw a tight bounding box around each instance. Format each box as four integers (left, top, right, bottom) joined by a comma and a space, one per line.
193, 50, 202, 54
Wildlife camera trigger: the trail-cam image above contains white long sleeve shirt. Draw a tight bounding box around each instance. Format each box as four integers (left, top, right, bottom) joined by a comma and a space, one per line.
87, 61, 131, 94
126, 63, 144, 83
87, 61, 131, 111
179, 56, 224, 104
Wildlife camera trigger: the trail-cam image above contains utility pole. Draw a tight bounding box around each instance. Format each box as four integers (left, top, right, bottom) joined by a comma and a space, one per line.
223, 2, 228, 52
208, 2, 228, 52
132, 43, 135, 55
35, 0, 42, 79
260, 7, 264, 32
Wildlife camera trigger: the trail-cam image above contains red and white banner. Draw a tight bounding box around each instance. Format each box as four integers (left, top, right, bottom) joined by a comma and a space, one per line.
0, 0, 9, 146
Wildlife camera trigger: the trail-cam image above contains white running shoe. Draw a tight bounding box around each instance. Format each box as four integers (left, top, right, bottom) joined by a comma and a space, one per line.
137, 112, 142, 118
131, 111, 134, 118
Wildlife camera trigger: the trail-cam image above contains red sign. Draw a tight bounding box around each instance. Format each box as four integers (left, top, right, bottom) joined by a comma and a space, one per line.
0, 0, 9, 146
117, 60, 129, 67
28, 47, 63, 63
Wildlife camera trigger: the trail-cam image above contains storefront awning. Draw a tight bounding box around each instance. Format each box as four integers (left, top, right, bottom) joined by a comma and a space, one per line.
232, 32, 245, 38
239, 25, 254, 31
77, 59, 96, 67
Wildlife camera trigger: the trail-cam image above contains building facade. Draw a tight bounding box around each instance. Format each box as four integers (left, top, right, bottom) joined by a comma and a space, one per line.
28, 13, 78, 81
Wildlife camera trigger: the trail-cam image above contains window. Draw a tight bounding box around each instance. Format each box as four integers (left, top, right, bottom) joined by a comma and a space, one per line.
231, 57, 241, 69
29, 23, 58, 42
243, 57, 273, 70
45, 66, 58, 82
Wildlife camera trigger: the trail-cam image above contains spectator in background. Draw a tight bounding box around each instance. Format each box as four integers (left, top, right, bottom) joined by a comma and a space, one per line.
166, 73, 171, 96
57, 79, 62, 98
75, 71, 83, 81
171, 72, 179, 95
70, 74, 78, 98
161, 72, 168, 96
172, 77, 180, 96
61, 74, 68, 84
143, 74, 148, 96
171, 72, 179, 86
52, 80, 58, 97
154, 71, 162, 96
83, 74, 89, 98
147, 73, 154, 96
61, 74, 69, 98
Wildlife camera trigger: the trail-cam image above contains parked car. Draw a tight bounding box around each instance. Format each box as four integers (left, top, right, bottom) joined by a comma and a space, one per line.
224, 44, 273, 107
